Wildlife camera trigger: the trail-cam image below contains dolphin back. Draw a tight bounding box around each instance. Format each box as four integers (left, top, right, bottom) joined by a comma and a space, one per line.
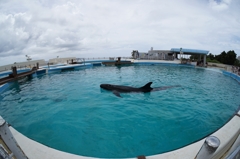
139, 82, 153, 90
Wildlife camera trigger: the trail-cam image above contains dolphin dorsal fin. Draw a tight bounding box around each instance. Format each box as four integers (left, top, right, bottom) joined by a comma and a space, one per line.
140, 82, 153, 90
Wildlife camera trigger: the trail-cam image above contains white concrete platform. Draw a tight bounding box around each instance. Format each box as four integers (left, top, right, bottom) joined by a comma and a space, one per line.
10, 127, 95, 159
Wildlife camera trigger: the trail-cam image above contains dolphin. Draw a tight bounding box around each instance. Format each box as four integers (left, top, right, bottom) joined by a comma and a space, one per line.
100, 82, 180, 97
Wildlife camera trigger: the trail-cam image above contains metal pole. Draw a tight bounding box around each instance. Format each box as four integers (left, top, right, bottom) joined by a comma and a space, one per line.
203, 55, 206, 67
195, 136, 220, 159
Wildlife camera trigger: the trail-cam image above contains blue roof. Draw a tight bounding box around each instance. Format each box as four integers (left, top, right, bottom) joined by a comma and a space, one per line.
171, 48, 209, 55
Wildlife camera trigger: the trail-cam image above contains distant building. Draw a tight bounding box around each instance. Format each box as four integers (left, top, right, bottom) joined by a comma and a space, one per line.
48, 57, 76, 64
237, 56, 240, 61
132, 47, 173, 60
132, 47, 209, 66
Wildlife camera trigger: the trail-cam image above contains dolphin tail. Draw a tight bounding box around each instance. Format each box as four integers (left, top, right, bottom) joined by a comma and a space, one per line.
140, 82, 153, 89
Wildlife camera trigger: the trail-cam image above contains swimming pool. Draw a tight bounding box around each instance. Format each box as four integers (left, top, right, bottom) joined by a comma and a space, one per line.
0, 65, 240, 158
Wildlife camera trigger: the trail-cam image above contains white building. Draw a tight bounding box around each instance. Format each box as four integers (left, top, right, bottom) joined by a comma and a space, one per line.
132, 47, 209, 66
133, 47, 173, 60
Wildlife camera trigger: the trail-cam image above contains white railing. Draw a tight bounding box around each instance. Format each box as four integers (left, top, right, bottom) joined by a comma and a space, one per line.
0, 57, 132, 72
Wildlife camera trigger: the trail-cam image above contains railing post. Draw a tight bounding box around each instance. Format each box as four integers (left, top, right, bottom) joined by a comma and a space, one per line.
195, 136, 220, 159
11, 66, 17, 78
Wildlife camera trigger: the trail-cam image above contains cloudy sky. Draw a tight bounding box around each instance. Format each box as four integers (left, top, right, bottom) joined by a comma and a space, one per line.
0, 0, 240, 65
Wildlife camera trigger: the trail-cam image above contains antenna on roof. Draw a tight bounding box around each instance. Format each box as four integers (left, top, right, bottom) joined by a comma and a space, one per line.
26, 55, 32, 61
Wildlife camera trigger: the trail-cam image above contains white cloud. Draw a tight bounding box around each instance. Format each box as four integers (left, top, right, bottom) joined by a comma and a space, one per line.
209, 0, 232, 10
0, 0, 240, 65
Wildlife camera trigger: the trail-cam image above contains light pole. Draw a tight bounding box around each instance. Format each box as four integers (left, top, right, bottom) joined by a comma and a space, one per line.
180, 48, 183, 63
56, 56, 59, 64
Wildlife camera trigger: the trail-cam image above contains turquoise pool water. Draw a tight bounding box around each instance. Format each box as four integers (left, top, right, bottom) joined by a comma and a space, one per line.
0, 65, 240, 158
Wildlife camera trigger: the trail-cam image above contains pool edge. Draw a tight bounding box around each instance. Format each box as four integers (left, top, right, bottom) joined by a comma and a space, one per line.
8, 113, 240, 159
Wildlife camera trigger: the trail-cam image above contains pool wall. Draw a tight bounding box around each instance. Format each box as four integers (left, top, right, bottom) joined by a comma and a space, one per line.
0, 60, 240, 159
0, 83, 9, 93
42, 63, 93, 74
134, 62, 194, 67
222, 70, 240, 83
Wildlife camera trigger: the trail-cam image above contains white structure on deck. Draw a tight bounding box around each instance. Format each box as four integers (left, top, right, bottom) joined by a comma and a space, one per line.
0, 59, 46, 72
171, 48, 209, 67
133, 47, 209, 66
147, 47, 173, 60
48, 57, 76, 64
133, 47, 173, 60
